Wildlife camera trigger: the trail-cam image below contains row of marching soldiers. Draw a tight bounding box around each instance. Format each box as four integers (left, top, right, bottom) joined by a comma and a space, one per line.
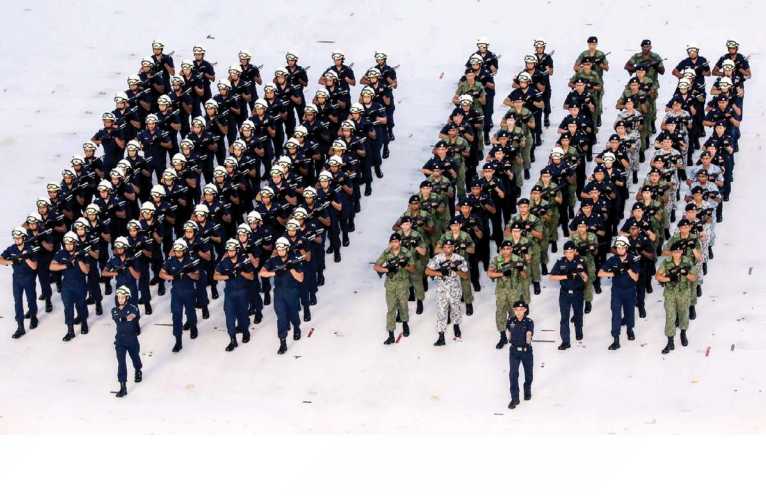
1, 41, 399, 369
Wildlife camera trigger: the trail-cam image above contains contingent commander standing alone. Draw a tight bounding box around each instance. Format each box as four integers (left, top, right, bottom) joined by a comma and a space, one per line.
111, 286, 142, 398
506, 300, 534, 410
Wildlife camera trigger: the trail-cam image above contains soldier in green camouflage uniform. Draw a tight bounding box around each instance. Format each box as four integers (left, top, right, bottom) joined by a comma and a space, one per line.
502, 96, 535, 176
427, 166, 455, 216
418, 180, 449, 246
397, 216, 428, 315
442, 125, 470, 197
373, 233, 416, 345
436, 218, 476, 315
662, 219, 703, 320
570, 218, 599, 312
529, 185, 555, 271
453, 70, 486, 114
488, 239, 529, 349
503, 222, 532, 302
655, 241, 699, 354
508, 199, 544, 294
625, 39, 665, 86
574, 37, 609, 125
535, 169, 563, 241
393, 195, 435, 252
570, 58, 604, 127
496, 117, 527, 189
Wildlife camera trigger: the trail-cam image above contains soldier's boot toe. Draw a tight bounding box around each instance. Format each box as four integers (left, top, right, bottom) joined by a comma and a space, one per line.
495, 332, 508, 350
253, 311, 263, 324
408, 287, 415, 302
434, 332, 446, 347
524, 387, 532, 401
465, 303, 473, 316
158, 282, 166, 296
550, 241, 557, 253
374, 165, 384, 178
334, 252, 342, 263
416, 300, 423, 315
293, 328, 301, 341
541, 263, 548, 276
661, 336, 675, 354
696, 285, 702, 297
183, 321, 191, 331
242, 330, 251, 343
309, 292, 317, 306
384, 331, 396, 345
63, 329, 76, 342
29, 316, 39, 330
172, 338, 182, 353
627, 327, 635, 341
680, 330, 688, 347
115, 382, 128, 398
145, 303, 153, 315
80, 323, 89, 335
558, 342, 570, 350
12, 324, 25, 339
135, 370, 142, 383
608, 336, 621, 351
584, 301, 592, 314
225, 337, 238, 352
303, 306, 312, 322
508, 398, 520, 409
263, 292, 271, 306
210, 287, 219, 300
277, 338, 288, 355
402, 322, 410, 337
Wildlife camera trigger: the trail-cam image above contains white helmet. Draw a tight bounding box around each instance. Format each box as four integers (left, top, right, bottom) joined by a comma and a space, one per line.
254, 98, 268, 108
331, 139, 347, 151
180, 138, 195, 150
114, 91, 128, 102
274, 67, 288, 77
263, 83, 277, 93
686, 43, 699, 52
260, 186, 275, 197
285, 50, 299, 61
145, 114, 159, 124
97, 179, 113, 191
476, 36, 490, 46
286, 219, 301, 231
294, 125, 308, 137
171, 153, 187, 165
240, 120, 255, 131
150, 185, 166, 197
304, 103, 318, 113
718, 77, 733, 87
458, 94, 473, 104
223, 156, 239, 168
524, 55, 537, 64
517, 72, 532, 82
331, 51, 344, 60
113, 236, 130, 249
151, 39, 165, 49
275, 236, 291, 248
192, 116, 206, 128
204, 99, 219, 109
140, 201, 156, 212
217, 79, 232, 90
349, 103, 364, 114
602, 152, 616, 163
238, 49, 253, 60
326, 156, 343, 167
276, 155, 292, 167
246, 211, 262, 223
183, 220, 199, 232
127, 74, 141, 85
46, 182, 61, 192
315, 88, 330, 99
116, 285, 132, 298
613, 235, 630, 248
340, 120, 356, 130
374, 50, 388, 60
318, 171, 334, 182
469, 54, 483, 65
359, 86, 375, 97
11, 226, 28, 239
172, 239, 188, 251
26, 212, 43, 224
202, 184, 218, 196
126, 140, 141, 151
72, 217, 89, 230
721, 59, 736, 69
162, 168, 178, 179
213, 166, 227, 177
85, 203, 101, 215
193, 204, 209, 216
228, 64, 242, 74
285, 137, 301, 148
533, 39, 546, 47
157, 94, 172, 106
127, 219, 142, 231
237, 223, 252, 234
224, 239, 240, 251
62, 231, 79, 244
303, 186, 317, 197
292, 207, 308, 219
550, 147, 565, 159
82, 140, 98, 151
193, 45, 206, 54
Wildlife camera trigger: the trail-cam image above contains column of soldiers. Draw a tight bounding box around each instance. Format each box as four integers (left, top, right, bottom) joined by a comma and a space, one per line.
372, 37, 749, 409
1, 40, 400, 397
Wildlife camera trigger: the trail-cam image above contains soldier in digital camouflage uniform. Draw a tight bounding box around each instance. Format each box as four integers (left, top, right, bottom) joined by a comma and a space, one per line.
655, 241, 698, 354
488, 239, 529, 349
436, 217, 476, 316
424, 239, 469, 346
373, 233, 416, 345
418, 180, 449, 245
529, 185, 555, 273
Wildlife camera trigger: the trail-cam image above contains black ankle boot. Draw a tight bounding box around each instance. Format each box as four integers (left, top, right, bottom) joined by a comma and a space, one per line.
689, 305, 696, 320
115, 382, 127, 398
408, 286, 415, 302
434, 332, 446, 346
465, 303, 473, 316
158, 282, 166, 296
211, 286, 219, 300
277, 338, 288, 354
402, 322, 410, 337
202, 306, 210, 319
533, 282, 541, 295
680, 329, 688, 347
638, 306, 646, 318
627, 327, 635, 340
12, 323, 25, 339
550, 241, 557, 253
541, 263, 548, 276
145, 302, 152, 315
80, 322, 89, 335
242, 329, 251, 343
135, 369, 142, 383
584, 301, 592, 314
608, 336, 620, 350
303, 306, 312, 322
416, 300, 423, 314
374, 165, 383, 178
253, 311, 263, 324
453, 324, 462, 339
45, 298, 52, 313
383, 331, 395, 345
225, 337, 238, 352
661, 336, 674, 354
294, 328, 302, 341
63, 326, 75, 342
496, 332, 508, 349
263, 291, 271, 306
190, 326, 198, 339
172, 338, 182, 353
632, 170, 638, 184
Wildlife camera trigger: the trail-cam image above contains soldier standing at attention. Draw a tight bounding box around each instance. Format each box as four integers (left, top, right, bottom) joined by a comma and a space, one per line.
487, 239, 529, 349
373, 233, 415, 345
506, 300, 534, 410
655, 241, 699, 354
424, 239, 469, 346
111, 286, 142, 398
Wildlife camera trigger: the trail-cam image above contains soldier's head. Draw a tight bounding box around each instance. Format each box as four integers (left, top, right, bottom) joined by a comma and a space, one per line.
286, 51, 299, 66
530, 185, 542, 202
228, 64, 242, 83
388, 232, 401, 250
563, 240, 577, 261
113, 236, 129, 256
533, 39, 546, 54
641, 39, 652, 55
512, 300, 528, 319
470, 180, 483, 197
677, 218, 691, 236
481, 163, 495, 180
630, 202, 644, 221
476, 36, 489, 52
151, 40, 164, 56
670, 241, 684, 262
433, 140, 448, 158
510, 222, 523, 241
464, 68, 476, 83
524, 55, 537, 71
11, 226, 27, 247
511, 95, 524, 110
116, 285, 131, 306
580, 58, 593, 73
580, 198, 594, 214
726, 40, 739, 55
624, 95, 637, 111
204, 99, 219, 117
504, 113, 516, 130
469, 55, 482, 71
576, 218, 588, 235
172, 239, 187, 259
360, 85, 375, 105
517, 198, 530, 215
127, 219, 141, 239
685, 203, 698, 222
419, 180, 433, 197
449, 216, 461, 235
444, 123, 458, 139
686, 44, 699, 59
566, 121, 578, 136
635, 64, 647, 78
691, 186, 704, 201
500, 239, 513, 257
586, 36, 598, 50
408, 195, 421, 212
237, 223, 252, 244
399, 216, 413, 233
275, 67, 288, 84
458, 199, 472, 216
613, 235, 629, 256
696, 169, 709, 184
442, 238, 456, 256
183, 221, 199, 241
192, 45, 205, 61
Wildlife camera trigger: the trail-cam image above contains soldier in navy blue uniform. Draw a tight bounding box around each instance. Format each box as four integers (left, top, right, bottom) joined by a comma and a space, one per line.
112, 285, 142, 398
506, 300, 533, 410
214, 239, 255, 352
549, 241, 588, 349
160, 239, 201, 352
598, 236, 640, 350
192, 45, 216, 103
24, 212, 55, 314
138, 114, 173, 182
0, 227, 40, 338
50, 231, 90, 341
259, 237, 304, 355
91, 112, 125, 174
285, 51, 309, 119
101, 236, 140, 306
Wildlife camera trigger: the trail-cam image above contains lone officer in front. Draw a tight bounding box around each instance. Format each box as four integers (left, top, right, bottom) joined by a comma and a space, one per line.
112, 285, 142, 398
507, 300, 534, 410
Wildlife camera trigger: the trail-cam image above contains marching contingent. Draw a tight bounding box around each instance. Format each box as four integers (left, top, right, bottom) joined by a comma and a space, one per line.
0, 35, 751, 408
372, 36, 749, 409
0, 41, 398, 397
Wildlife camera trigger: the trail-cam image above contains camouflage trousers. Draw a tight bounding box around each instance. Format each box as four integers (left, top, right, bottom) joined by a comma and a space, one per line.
385, 283, 409, 332
410, 262, 426, 301
436, 283, 462, 334
495, 287, 526, 332
663, 288, 691, 336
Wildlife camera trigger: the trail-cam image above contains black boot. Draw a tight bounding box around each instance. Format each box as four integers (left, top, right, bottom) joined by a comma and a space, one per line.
661, 336, 675, 354
533, 282, 541, 295
632, 170, 638, 184
670, 209, 676, 223
544, 116, 550, 127
253, 311, 263, 324
627, 327, 635, 341
530, 149, 536, 163
225, 336, 238, 352
277, 338, 288, 354
558, 342, 570, 350
144, 302, 152, 315
374, 165, 383, 178
396, 310, 401, 323
689, 305, 696, 320
496, 332, 508, 349
263, 291, 271, 306
550, 241, 557, 253
639, 149, 646, 163
364, 184, 372, 196
434, 332, 446, 346
172, 337, 182, 353
680, 329, 688, 347
334, 252, 341, 263
383, 331, 395, 345
608, 336, 620, 350
158, 281, 166, 296
416, 300, 423, 315
453, 324, 462, 339
190, 326, 198, 339
524, 169, 530, 180
541, 263, 548, 276
465, 303, 473, 316
402, 322, 410, 337
303, 306, 312, 322
293, 328, 301, 341
408, 286, 415, 302
472, 280, 480, 292
183, 321, 190, 331
524, 388, 532, 401
115, 382, 127, 398
638, 306, 646, 318
80, 322, 89, 335
104, 283, 112, 296
202, 306, 210, 319
135, 369, 142, 383
593, 279, 601, 294
508, 398, 520, 409
317, 273, 325, 286
342, 235, 350, 247
584, 301, 592, 314
382, 145, 390, 159
708, 246, 714, 259
575, 329, 583, 341
696, 285, 702, 297
63, 326, 75, 342
12, 323, 25, 339
702, 262, 707, 275
211, 286, 219, 300
45, 298, 52, 313
242, 329, 251, 343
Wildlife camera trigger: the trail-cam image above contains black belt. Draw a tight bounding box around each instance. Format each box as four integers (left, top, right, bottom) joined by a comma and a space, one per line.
513, 346, 529, 352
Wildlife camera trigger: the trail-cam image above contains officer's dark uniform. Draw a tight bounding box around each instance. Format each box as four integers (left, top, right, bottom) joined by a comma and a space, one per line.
53, 248, 89, 334
263, 253, 303, 341
2, 242, 38, 330
602, 254, 639, 340
104, 255, 139, 305
507, 312, 534, 406
217, 255, 253, 340
163, 255, 198, 347
112, 303, 142, 383
550, 253, 587, 346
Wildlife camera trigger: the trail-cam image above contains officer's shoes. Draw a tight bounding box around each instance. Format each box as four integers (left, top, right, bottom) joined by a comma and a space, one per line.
638, 306, 646, 318
608, 337, 621, 351
680, 330, 688, 347
541, 263, 548, 276
183, 322, 190, 331
116, 383, 128, 398
465, 303, 473, 316
646, 284, 653, 294
104, 284, 112, 296
374, 165, 384, 178
472, 281, 481, 292
303, 307, 311, 322
708, 247, 714, 259
632, 170, 639, 184
508, 399, 520, 410
12, 325, 25, 339
63, 329, 75, 342
293, 329, 301, 341
584, 301, 592, 314
524, 169, 530, 180
348, 222, 356, 232
384, 331, 396, 345
593, 280, 602, 294
364, 185, 372, 197
242, 329, 251, 343
402, 322, 410, 337
627, 328, 635, 341
533, 282, 541, 295
190, 326, 198, 340
557, 342, 570, 351
144, 303, 152, 315
135, 370, 142, 383
408, 287, 415, 302
453, 325, 462, 339
524, 390, 532, 401
334, 252, 342, 263
434, 332, 446, 347
263, 292, 271, 306
277, 338, 288, 355
550, 241, 558, 253
696, 285, 702, 297
45, 299, 52, 313
496, 332, 508, 350
575, 331, 583, 341
225, 339, 238, 352
80, 323, 89, 335
29, 316, 39, 330
211, 287, 219, 300
689, 305, 696, 320
382, 146, 390, 159
172, 340, 182, 353
702, 262, 708, 275
253, 311, 263, 324
342, 237, 350, 247
202, 307, 210, 319
158, 283, 166, 296
317, 273, 325, 286
309, 292, 317, 306
661, 336, 675, 354
416, 300, 423, 315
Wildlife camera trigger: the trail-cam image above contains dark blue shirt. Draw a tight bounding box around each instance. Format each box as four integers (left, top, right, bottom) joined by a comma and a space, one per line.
53, 249, 87, 290
217, 255, 253, 292
507, 316, 534, 347
602, 255, 639, 290
105, 255, 138, 289
163, 255, 199, 292
2, 243, 38, 281
550, 256, 587, 292
112, 303, 141, 339
264, 253, 303, 292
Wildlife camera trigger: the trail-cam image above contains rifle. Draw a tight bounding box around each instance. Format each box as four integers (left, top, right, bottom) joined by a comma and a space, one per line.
304, 227, 325, 242
198, 224, 221, 245
664, 264, 690, 284
496, 258, 526, 277
5, 246, 40, 264
435, 258, 464, 277
127, 87, 152, 104
307, 201, 330, 218
377, 254, 409, 278
252, 234, 273, 248
270, 254, 305, 274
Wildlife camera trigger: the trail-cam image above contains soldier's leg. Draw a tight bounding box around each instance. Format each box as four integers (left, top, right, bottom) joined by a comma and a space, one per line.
171, 295, 183, 342
559, 292, 572, 345
678, 293, 691, 331
184, 294, 197, 328
449, 290, 462, 326
13, 280, 24, 326
62, 288, 75, 327
287, 293, 303, 333
522, 140, 532, 172
385, 287, 398, 332
522, 351, 533, 397
396, 285, 410, 324
127, 340, 142, 373
496, 292, 510, 332
572, 291, 584, 338
530, 249, 541, 283
224, 295, 237, 337
623, 288, 636, 329
461, 277, 473, 305
610, 292, 622, 338
24, 281, 38, 319
435, 290, 449, 334
664, 293, 677, 337
115, 342, 128, 383
509, 352, 521, 401
412, 264, 425, 301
